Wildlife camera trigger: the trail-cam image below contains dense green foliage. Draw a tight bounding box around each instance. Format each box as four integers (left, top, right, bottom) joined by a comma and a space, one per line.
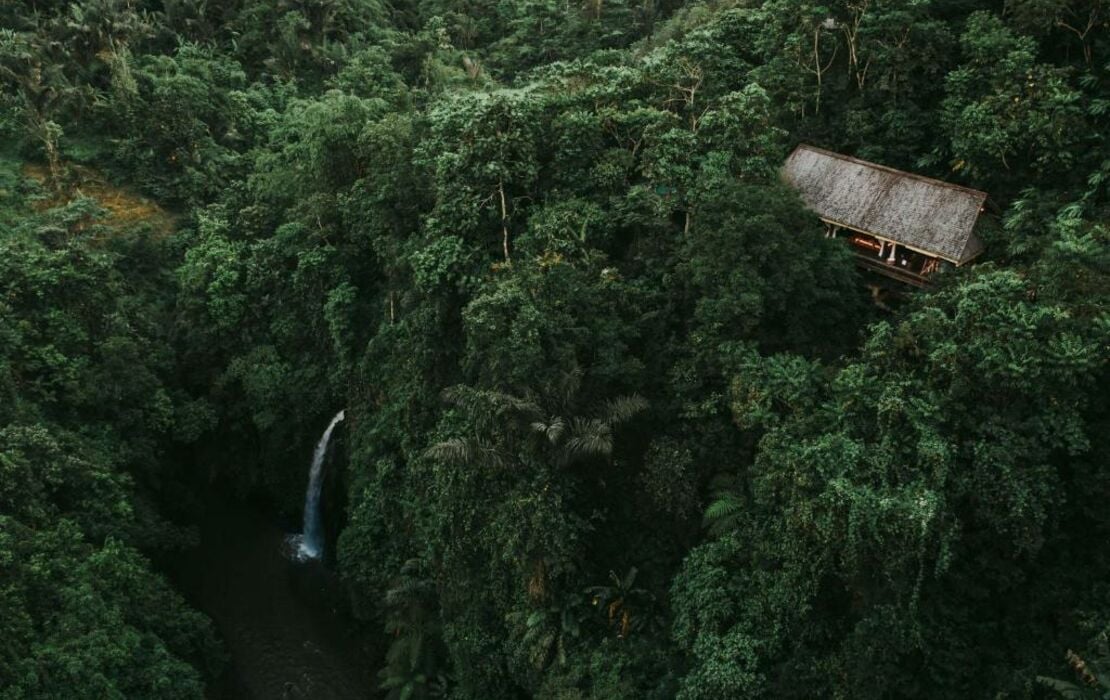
1, 0, 1107, 697
0, 174, 221, 697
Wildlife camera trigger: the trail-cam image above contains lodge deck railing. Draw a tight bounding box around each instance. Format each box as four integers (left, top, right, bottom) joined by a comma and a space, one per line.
854, 254, 931, 288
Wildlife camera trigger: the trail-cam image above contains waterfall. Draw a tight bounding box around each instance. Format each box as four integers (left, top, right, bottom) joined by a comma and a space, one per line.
294, 409, 345, 561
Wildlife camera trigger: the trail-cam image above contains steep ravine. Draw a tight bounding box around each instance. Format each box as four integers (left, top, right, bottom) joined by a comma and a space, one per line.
171, 495, 377, 699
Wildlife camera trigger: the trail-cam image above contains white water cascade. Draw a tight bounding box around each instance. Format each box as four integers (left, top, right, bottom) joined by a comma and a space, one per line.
291, 409, 345, 561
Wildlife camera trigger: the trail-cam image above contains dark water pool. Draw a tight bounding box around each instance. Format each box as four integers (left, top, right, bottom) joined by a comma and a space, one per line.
172, 498, 378, 699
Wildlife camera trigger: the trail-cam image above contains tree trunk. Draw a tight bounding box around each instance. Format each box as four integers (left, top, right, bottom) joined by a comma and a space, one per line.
37, 117, 63, 192
498, 180, 511, 263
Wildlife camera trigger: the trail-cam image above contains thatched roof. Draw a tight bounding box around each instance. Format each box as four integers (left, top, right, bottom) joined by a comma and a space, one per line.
782, 145, 987, 265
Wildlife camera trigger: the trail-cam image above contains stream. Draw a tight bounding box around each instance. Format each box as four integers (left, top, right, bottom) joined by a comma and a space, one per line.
172, 497, 377, 699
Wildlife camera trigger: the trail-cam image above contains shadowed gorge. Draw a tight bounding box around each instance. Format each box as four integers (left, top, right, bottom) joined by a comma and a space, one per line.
0, 1, 1107, 699
172, 497, 373, 699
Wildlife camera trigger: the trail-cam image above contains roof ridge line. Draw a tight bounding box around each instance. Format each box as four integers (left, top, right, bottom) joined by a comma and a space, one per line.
792, 144, 988, 200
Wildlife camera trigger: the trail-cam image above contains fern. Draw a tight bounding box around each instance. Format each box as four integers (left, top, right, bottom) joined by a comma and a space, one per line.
703, 490, 745, 536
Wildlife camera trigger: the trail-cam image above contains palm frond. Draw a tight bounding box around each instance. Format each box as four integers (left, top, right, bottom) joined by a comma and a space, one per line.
439, 384, 473, 407
563, 435, 612, 461
497, 391, 543, 419
424, 437, 474, 464
1035, 676, 1090, 699
425, 437, 509, 469
601, 394, 649, 425
531, 416, 566, 444
384, 578, 432, 607
441, 384, 542, 420
620, 566, 639, 591
553, 366, 584, 408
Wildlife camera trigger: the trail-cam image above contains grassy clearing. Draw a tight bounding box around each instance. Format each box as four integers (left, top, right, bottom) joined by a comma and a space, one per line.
20, 161, 177, 236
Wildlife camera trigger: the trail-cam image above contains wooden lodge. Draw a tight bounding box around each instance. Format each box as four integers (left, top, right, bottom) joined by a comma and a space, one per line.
782, 145, 987, 288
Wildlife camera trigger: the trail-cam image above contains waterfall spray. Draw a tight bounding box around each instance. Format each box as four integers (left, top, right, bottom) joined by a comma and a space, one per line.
293, 409, 345, 561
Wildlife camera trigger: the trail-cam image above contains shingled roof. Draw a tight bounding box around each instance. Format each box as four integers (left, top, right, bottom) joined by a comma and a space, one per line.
782, 145, 987, 265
